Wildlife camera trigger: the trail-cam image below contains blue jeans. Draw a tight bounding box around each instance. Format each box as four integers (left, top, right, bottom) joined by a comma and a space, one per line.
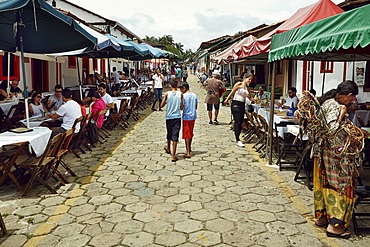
152, 88, 163, 109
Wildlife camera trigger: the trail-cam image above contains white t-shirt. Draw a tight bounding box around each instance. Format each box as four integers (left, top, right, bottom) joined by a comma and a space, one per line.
112, 71, 121, 84
56, 100, 82, 132
152, 74, 164, 89
101, 93, 113, 116
283, 96, 299, 108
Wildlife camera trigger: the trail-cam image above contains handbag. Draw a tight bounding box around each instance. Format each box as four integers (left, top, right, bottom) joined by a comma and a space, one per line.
87, 121, 99, 144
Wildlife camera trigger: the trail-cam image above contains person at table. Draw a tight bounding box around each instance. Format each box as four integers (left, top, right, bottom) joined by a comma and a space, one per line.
72, 91, 86, 117
86, 74, 96, 85
97, 83, 114, 114
9, 79, 22, 98
89, 91, 106, 129
224, 73, 256, 147
254, 86, 268, 102
47, 89, 82, 138
47, 85, 64, 111
29, 91, 48, 117
151, 68, 165, 111
278, 87, 299, 109
0, 81, 7, 100
300, 80, 369, 239
111, 67, 122, 92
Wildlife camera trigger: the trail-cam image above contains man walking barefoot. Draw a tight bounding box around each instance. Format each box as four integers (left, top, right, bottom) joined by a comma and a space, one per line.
180, 82, 198, 158
161, 81, 183, 162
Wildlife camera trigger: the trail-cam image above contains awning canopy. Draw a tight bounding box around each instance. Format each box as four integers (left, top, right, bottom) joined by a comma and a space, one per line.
234, 0, 344, 61
213, 35, 256, 64
268, 3, 370, 62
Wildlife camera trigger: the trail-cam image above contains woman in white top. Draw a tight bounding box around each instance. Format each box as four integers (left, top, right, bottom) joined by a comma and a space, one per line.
224, 73, 255, 147
29, 91, 48, 116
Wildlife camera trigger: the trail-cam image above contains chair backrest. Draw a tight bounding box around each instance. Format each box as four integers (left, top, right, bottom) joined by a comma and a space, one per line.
97, 109, 108, 119
59, 128, 75, 155
72, 116, 84, 129
118, 99, 128, 114
47, 132, 65, 158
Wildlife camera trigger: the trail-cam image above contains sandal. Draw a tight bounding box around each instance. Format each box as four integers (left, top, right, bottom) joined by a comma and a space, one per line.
171, 158, 178, 162
315, 222, 328, 228
326, 230, 351, 239
164, 147, 171, 154
183, 155, 191, 159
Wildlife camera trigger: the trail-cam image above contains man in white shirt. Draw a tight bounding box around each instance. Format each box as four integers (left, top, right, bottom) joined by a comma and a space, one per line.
151, 68, 164, 111
47, 89, 82, 138
280, 87, 299, 109
98, 83, 114, 115
111, 67, 122, 93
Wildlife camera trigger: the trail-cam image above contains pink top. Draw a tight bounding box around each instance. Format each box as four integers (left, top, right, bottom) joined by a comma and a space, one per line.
92, 98, 106, 128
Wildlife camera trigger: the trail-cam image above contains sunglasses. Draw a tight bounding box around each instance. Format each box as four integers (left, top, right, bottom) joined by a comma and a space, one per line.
36, 96, 42, 98
288, 92, 293, 94
55, 91, 62, 93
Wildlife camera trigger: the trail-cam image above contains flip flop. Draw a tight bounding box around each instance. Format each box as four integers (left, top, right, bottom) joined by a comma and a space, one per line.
315, 222, 328, 228
171, 158, 178, 162
326, 231, 351, 239
183, 155, 191, 158
164, 147, 171, 154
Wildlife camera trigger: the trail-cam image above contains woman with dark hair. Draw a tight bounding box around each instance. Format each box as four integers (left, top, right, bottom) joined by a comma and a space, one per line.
29, 91, 48, 116
224, 73, 255, 147
72, 91, 86, 116
299, 80, 367, 239
89, 91, 106, 129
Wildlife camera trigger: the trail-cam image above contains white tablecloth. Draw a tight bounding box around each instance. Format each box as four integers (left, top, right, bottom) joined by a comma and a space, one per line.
112, 96, 131, 111
258, 108, 295, 138
0, 100, 18, 116
0, 127, 52, 157
121, 89, 143, 96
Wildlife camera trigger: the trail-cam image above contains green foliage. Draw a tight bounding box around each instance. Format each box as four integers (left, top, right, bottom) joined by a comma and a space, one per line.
143, 35, 195, 63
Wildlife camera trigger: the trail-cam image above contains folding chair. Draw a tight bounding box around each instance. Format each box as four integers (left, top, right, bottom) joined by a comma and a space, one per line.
0, 212, 7, 235
50, 128, 77, 184
18, 134, 64, 196
294, 143, 313, 190
0, 142, 28, 192
68, 116, 84, 158
106, 99, 128, 130
95, 109, 108, 143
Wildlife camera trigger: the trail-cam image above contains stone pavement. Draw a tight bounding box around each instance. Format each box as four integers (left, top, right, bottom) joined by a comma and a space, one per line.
1, 74, 370, 246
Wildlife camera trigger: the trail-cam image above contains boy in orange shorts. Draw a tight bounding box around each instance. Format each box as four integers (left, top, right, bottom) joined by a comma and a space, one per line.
180, 83, 198, 158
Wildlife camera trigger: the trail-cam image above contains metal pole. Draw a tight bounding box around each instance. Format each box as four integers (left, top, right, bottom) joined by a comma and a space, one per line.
321, 71, 326, 95
268, 61, 276, 165
76, 57, 83, 100
7, 52, 10, 94
19, 34, 30, 129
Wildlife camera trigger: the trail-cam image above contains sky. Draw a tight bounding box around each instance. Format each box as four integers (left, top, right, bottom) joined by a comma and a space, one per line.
70, 0, 343, 52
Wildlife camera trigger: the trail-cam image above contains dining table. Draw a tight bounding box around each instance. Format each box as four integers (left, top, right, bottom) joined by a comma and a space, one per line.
349, 110, 370, 127
258, 108, 296, 137
112, 96, 131, 111
0, 127, 52, 157
0, 99, 18, 116
121, 89, 143, 96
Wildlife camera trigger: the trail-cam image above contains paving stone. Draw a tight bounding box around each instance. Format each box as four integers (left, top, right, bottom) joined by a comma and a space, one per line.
141, 195, 165, 204
105, 211, 133, 223
37, 234, 61, 246
76, 213, 100, 224
53, 223, 85, 237
89, 232, 122, 247
191, 193, 215, 203
180, 187, 202, 194
39, 196, 66, 207
156, 187, 179, 197
89, 194, 114, 205
151, 202, 177, 212
125, 181, 147, 190
96, 202, 123, 215
82, 223, 103, 236
155, 231, 187, 246
248, 210, 276, 223
0, 234, 27, 247
122, 232, 154, 246
217, 193, 240, 203
254, 232, 290, 246
231, 201, 258, 212
163, 211, 189, 222
113, 220, 144, 234
143, 220, 173, 234
57, 213, 76, 225
166, 194, 190, 204
134, 210, 161, 222
125, 202, 149, 212
55, 234, 91, 247
206, 218, 235, 233
204, 201, 230, 211
115, 195, 140, 205
222, 230, 254, 246
189, 230, 221, 246
257, 202, 285, 213
84, 187, 109, 197
102, 181, 125, 189
133, 187, 155, 197
177, 201, 203, 212
14, 205, 43, 217
107, 188, 131, 197
190, 209, 218, 221
275, 211, 307, 224
154, 170, 174, 176
237, 220, 267, 235
266, 221, 300, 236
220, 209, 248, 221
175, 219, 203, 233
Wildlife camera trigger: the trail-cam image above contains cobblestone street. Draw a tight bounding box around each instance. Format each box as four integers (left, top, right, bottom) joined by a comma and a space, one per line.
1, 74, 369, 246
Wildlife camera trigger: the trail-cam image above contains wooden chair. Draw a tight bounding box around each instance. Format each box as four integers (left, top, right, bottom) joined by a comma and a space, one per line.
95, 109, 108, 143
294, 143, 313, 191
5, 102, 25, 129
67, 116, 84, 158
352, 185, 370, 235
0, 142, 28, 192
107, 99, 128, 130
0, 212, 6, 235
125, 95, 140, 121
18, 134, 64, 196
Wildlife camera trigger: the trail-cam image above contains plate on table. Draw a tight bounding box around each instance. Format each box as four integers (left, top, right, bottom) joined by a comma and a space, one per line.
29, 117, 47, 121
9, 127, 33, 133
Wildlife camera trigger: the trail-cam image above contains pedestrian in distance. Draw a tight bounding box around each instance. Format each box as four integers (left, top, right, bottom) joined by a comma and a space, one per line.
203, 70, 225, 125
182, 67, 189, 82
161, 81, 184, 162
180, 82, 198, 158
224, 73, 256, 147
151, 68, 165, 111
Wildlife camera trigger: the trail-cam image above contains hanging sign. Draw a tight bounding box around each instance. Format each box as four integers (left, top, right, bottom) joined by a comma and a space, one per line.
355, 61, 366, 86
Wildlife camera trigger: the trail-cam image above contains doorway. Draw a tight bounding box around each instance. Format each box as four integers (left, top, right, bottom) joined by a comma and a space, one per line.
32, 59, 49, 92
